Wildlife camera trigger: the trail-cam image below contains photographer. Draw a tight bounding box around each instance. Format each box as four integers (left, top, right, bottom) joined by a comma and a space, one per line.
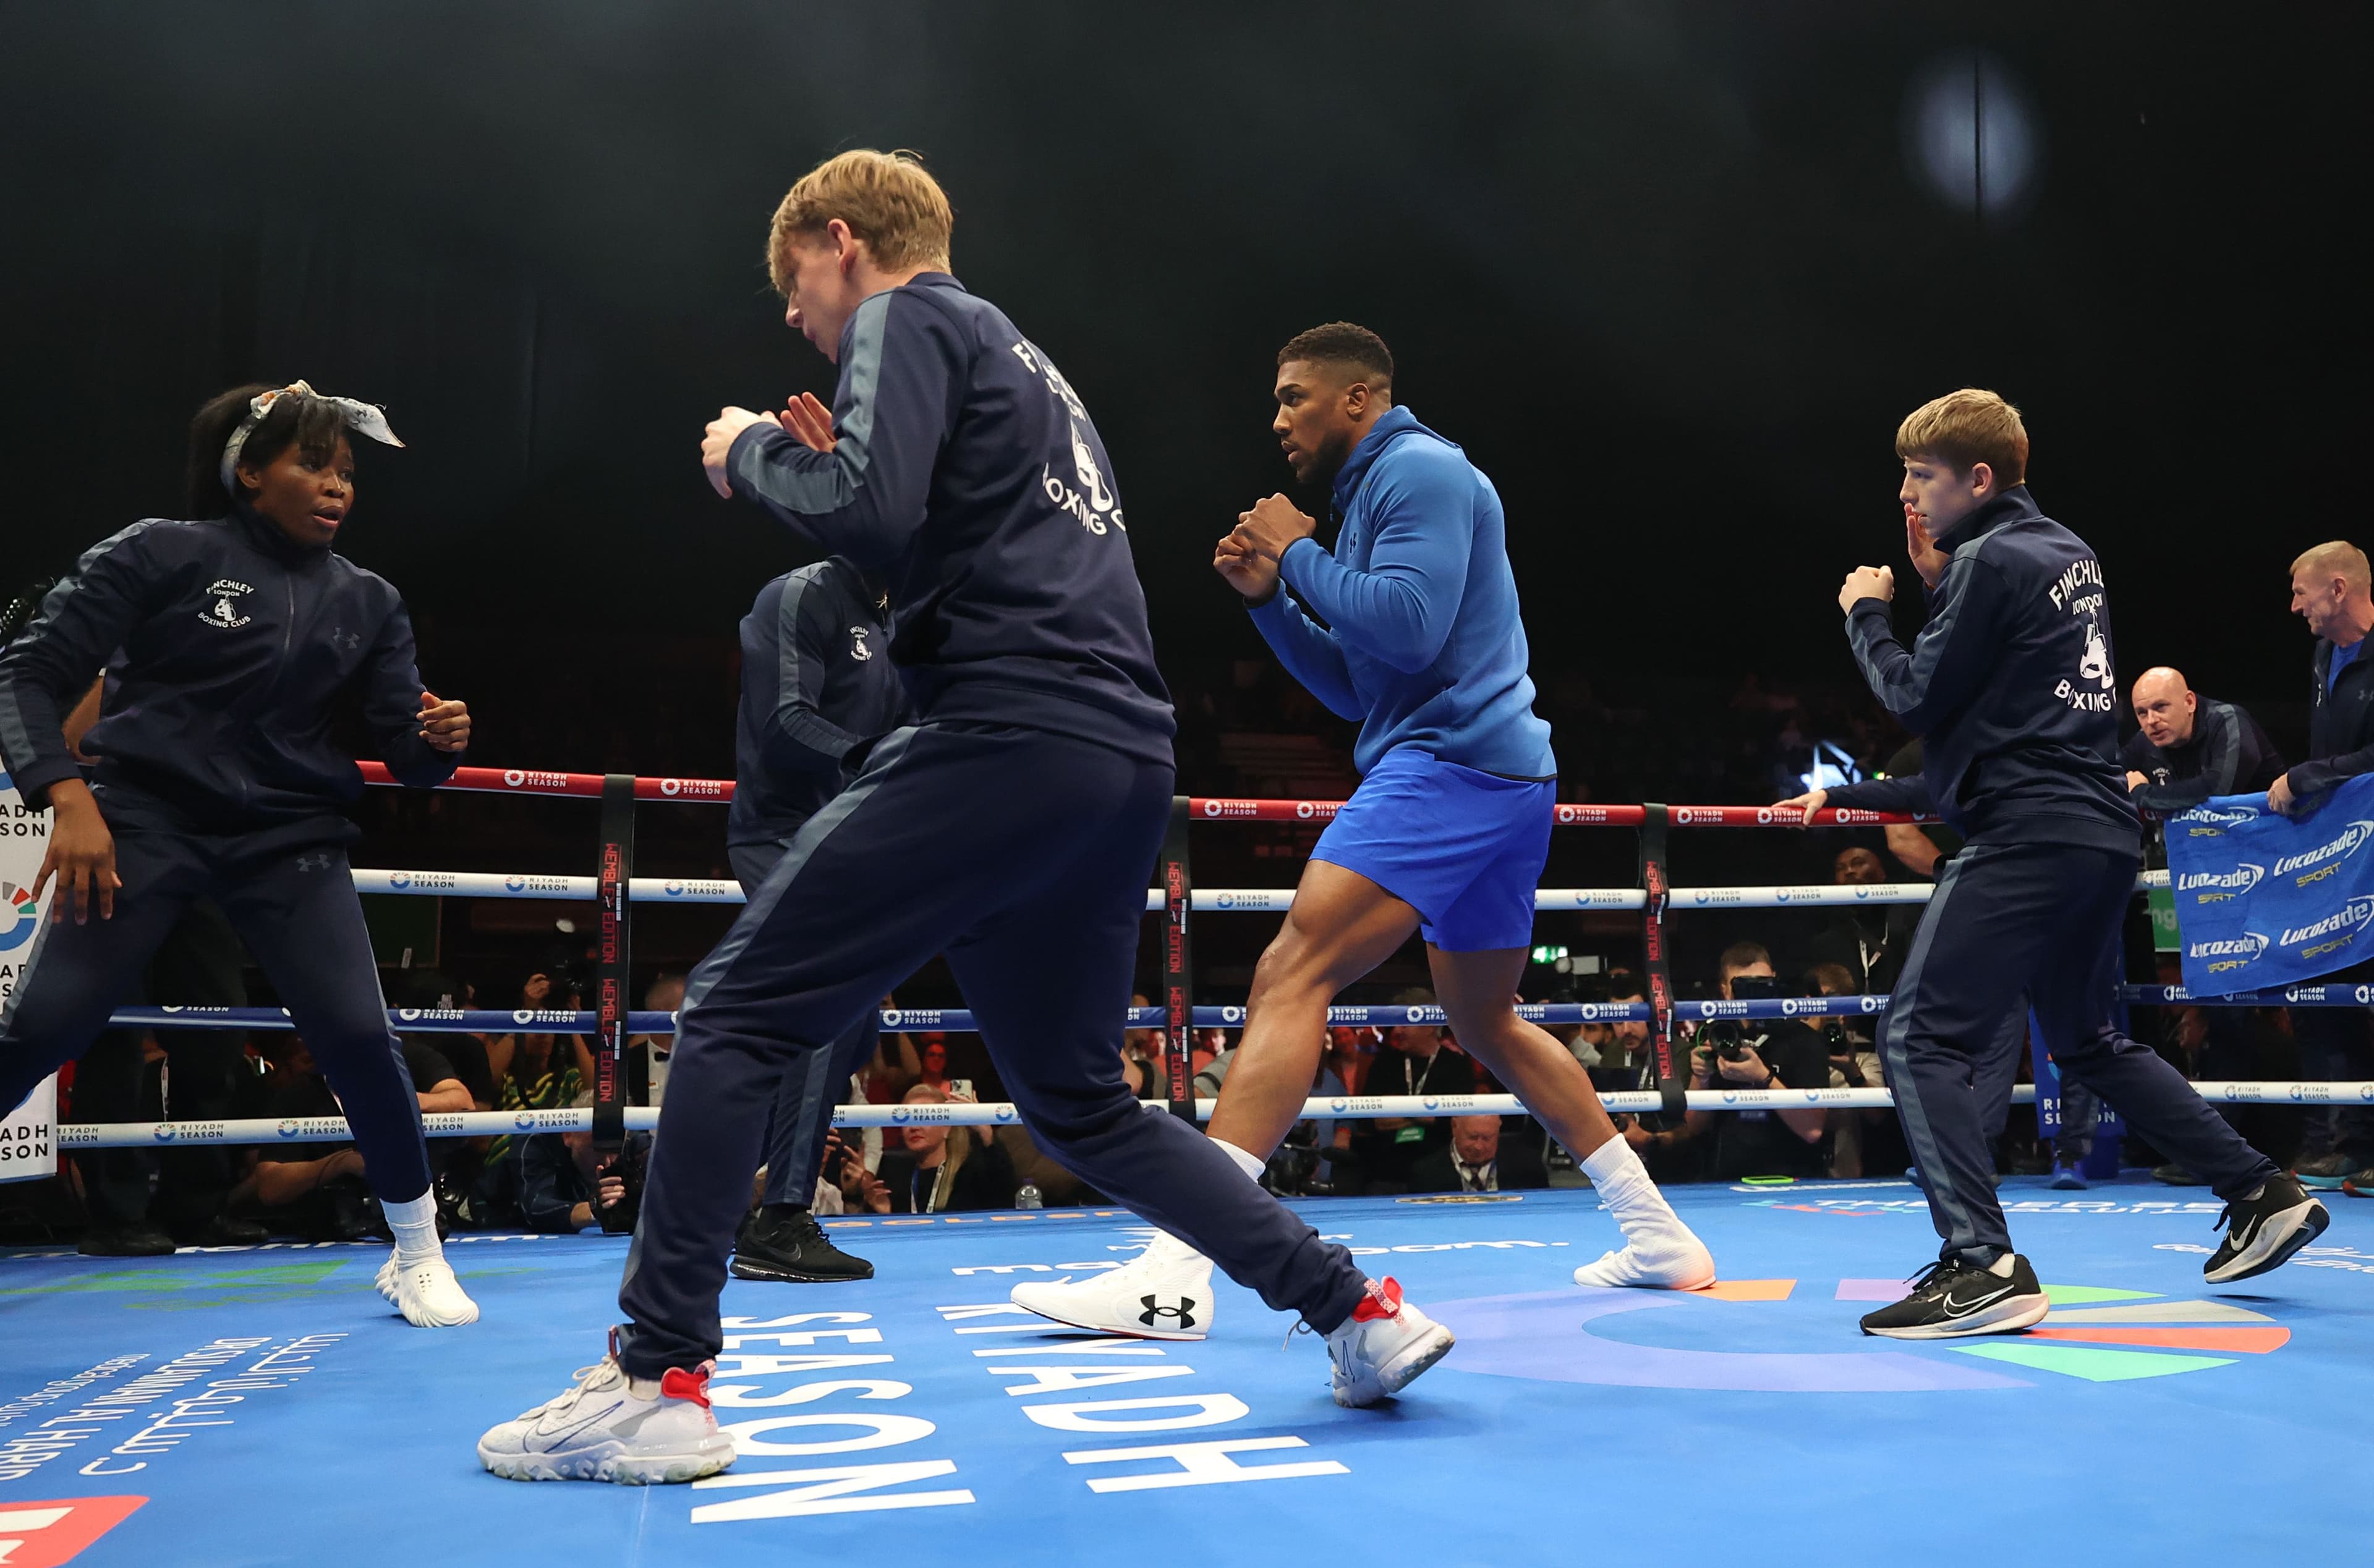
1809, 960, 1904, 1177
1593, 970, 1700, 1183
517, 1091, 647, 1234
1675, 943, 1829, 1180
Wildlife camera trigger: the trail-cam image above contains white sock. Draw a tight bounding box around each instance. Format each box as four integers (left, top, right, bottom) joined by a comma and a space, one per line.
1580, 1134, 1683, 1240
1212, 1138, 1267, 1183
1985, 1253, 2017, 1278
384, 1192, 444, 1265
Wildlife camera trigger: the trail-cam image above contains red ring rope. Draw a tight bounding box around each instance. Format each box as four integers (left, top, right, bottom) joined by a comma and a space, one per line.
355, 765, 1925, 826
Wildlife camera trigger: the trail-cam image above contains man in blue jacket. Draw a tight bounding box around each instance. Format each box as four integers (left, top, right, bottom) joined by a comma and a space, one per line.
480, 155, 1449, 1486
1781, 389, 2323, 1338
1012, 324, 1712, 1344
724, 557, 903, 1284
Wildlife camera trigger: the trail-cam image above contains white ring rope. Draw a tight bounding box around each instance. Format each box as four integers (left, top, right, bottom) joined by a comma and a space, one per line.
55, 1080, 2374, 1149
349, 870, 2169, 910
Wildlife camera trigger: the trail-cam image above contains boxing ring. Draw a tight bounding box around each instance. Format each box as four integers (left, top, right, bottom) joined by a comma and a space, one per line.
3, 766, 2370, 1567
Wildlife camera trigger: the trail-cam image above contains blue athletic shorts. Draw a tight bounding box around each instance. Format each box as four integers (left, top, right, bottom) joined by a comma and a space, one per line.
1309, 748, 1554, 952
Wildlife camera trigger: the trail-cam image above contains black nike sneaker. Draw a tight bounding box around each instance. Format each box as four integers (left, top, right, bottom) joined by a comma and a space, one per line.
731, 1205, 875, 1283
1859, 1253, 2048, 1339
2204, 1173, 2328, 1284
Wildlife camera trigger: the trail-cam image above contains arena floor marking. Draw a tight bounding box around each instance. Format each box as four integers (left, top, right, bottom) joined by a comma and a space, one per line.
1, 1174, 2367, 1567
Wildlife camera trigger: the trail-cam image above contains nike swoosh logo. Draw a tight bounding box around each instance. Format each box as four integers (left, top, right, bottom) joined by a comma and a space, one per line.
1941, 1284, 2015, 1318
532, 1395, 626, 1451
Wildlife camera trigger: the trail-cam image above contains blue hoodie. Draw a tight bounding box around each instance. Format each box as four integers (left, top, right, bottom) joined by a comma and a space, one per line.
1248, 405, 1555, 779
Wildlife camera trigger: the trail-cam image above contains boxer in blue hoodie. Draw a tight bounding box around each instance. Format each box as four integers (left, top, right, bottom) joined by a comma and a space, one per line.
481, 156, 1451, 1488
1013, 324, 1713, 1346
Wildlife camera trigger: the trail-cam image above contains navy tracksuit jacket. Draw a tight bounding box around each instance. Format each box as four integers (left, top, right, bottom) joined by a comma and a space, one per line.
725, 559, 905, 1210
0, 505, 456, 1203
615, 274, 1364, 1371
1827, 487, 2276, 1263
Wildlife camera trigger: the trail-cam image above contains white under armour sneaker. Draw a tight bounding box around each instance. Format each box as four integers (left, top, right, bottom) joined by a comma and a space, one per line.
1570, 1223, 1716, 1292
479, 1331, 734, 1484
377, 1251, 481, 1327
1324, 1276, 1454, 1409
1011, 1231, 1215, 1341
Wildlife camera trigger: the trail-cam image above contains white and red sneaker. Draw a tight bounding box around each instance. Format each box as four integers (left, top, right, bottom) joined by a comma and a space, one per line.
478, 1329, 734, 1484
1323, 1277, 1454, 1409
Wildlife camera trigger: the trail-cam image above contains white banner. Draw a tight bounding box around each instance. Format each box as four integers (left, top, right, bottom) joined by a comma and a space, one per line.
1, 1074, 55, 1180
0, 765, 56, 1180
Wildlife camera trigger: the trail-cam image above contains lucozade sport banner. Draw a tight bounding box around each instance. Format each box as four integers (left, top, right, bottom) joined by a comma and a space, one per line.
2167, 774, 2374, 994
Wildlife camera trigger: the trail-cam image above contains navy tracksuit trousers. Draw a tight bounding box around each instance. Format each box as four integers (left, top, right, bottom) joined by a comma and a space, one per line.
616, 723, 1368, 1376
0, 829, 432, 1205
1882, 840, 2278, 1266
725, 838, 879, 1209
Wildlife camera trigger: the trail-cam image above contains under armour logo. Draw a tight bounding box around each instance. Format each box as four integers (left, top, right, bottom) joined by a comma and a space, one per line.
1138, 1295, 1198, 1330
295, 852, 333, 872
329, 627, 362, 653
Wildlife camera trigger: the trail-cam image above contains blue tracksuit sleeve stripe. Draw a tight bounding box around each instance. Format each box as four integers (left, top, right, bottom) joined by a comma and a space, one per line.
1825, 773, 1935, 815
1845, 557, 2006, 735
363, 600, 461, 787
1277, 460, 1471, 674
1246, 593, 1363, 721
725, 290, 955, 572
768, 572, 864, 773
0, 522, 163, 808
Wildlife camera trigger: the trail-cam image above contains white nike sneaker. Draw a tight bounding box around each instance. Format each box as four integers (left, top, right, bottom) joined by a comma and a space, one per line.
1324, 1276, 1454, 1408
1571, 1221, 1717, 1291
1011, 1231, 1214, 1341
479, 1331, 734, 1484
383, 1253, 480, 1328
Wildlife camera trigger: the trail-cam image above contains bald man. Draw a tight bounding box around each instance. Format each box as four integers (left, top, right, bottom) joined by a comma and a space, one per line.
2119, 666, 2283, 816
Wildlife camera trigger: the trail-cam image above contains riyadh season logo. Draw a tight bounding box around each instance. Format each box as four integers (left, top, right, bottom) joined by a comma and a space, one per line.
0, 881, 40, 952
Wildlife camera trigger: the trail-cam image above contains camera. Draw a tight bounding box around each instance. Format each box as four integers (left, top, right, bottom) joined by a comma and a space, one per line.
1704, 974, 1779, 1061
